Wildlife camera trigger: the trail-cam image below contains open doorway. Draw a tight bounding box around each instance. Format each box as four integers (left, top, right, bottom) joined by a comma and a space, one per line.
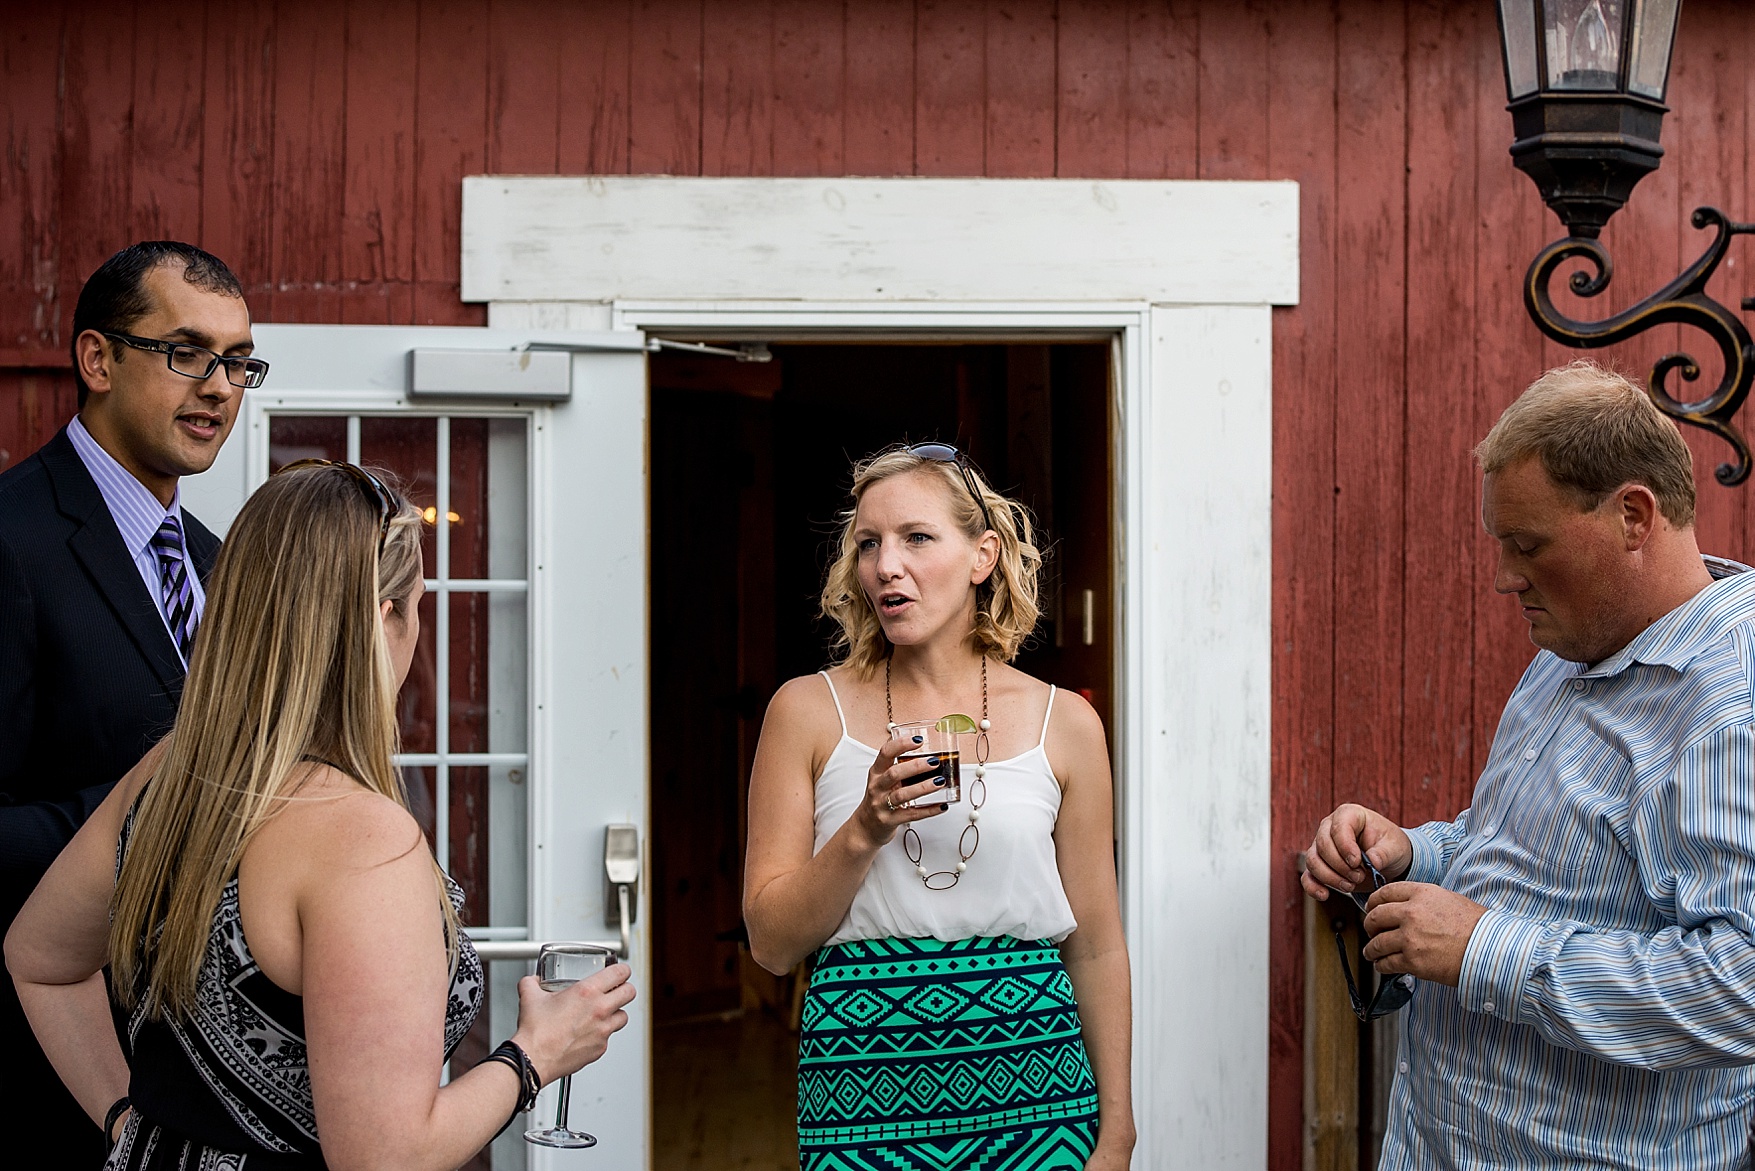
648, 340, 1114, 1170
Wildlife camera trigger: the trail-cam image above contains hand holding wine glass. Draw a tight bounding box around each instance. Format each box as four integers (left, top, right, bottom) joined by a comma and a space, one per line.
509, 944, 635, 1148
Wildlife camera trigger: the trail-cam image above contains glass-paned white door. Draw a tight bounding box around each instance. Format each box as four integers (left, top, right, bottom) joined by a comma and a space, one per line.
214, 324, 651, 1171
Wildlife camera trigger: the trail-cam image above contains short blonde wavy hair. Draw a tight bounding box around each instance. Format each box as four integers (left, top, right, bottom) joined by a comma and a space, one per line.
820, 448, 1043, 674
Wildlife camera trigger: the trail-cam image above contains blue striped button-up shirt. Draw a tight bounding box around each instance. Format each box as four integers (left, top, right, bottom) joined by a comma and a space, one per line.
1382, 557, 1755, 1170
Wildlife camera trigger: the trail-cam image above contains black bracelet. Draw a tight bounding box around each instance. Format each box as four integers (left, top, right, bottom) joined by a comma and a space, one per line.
479, 1040, 542, 1130
103, 1096, 131, 1144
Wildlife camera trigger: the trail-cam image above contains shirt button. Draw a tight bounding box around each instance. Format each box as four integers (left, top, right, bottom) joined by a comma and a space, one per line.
1483, 1002, 1496, 1013
1523, 748, 1537, 761
1398, 1060, 1409, 1074
1572, 679, 1586, 692
1483, 823, 1496, 834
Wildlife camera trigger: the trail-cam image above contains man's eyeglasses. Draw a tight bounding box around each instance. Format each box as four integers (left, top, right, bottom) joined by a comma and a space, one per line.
102, 331, 270, 389
906, 443, 997, 536
1331, 857, 1415, 1021
273, 459, 398, 553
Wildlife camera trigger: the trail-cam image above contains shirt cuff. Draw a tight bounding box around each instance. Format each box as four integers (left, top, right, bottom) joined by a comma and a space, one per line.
1457, 907, 1549, 1022
1404, 825, 1444, 885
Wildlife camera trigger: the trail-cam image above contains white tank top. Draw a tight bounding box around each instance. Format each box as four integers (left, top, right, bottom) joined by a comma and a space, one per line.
813, 672, 1079, 946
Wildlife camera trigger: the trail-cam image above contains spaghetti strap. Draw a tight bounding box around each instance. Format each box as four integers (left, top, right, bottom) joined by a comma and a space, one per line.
1037, 685, 1057, 748
820, 671, 850, 737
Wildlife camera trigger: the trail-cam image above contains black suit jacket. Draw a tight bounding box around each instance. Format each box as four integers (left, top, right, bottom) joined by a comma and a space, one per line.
0, 428, 219, 891
0, 426, 219, 1147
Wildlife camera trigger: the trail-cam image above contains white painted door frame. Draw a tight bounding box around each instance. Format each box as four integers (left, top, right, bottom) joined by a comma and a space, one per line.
467, 175, 1294, 1171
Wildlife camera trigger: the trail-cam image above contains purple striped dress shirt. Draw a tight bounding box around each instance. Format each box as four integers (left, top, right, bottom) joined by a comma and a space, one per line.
65, 415, 206, 664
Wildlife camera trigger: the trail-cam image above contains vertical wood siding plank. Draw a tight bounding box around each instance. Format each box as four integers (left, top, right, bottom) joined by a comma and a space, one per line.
629, 0, 703, 175
0, 7, 65, 350
1470, 9, 1543, 780
341, 0, 419, 304
59, 3, 135, 318
983, 0, 1053, 178
1332, 0, 1405, 822
772, 0, 844, 176
1124, 0, 1197, 180
915, 0, 984, 175
1671, 3, 1746, 559
488, 0, 561, 174
1403, 0, 1478, 832
200, 0, 277, 296
415, 0, 489, 326
130, 0, 207, 242
557, 0, 633, 174
844, 0, 914, 174
702, 0, 774, 176
1056, 0, 1127, 178
1263, 3, 1337, 1167
1195, 0, 1268, 179
269, 1, 346, 322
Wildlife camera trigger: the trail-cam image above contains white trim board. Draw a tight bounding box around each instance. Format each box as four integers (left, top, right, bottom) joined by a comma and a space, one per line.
463, 176, 1298, 307
467, 176, 1290, 1171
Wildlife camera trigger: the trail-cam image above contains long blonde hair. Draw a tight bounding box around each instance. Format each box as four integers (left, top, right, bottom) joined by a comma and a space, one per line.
110, 464, 456, 1019
820, 448, 1043, 674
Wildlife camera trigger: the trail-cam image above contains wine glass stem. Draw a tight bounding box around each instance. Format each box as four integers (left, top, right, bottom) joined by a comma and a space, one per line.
554, 1074, 573, 1130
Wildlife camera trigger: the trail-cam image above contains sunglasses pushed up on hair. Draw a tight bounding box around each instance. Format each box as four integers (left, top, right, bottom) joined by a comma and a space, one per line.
272, 459, 399, 553
906, 443, 998, 535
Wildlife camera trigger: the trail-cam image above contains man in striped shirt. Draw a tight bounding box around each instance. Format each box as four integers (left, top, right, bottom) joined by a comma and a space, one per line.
1305, 360, 1755, 1168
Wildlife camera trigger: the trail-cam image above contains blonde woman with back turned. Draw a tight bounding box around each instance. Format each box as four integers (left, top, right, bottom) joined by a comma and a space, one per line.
745, 444, 1134, 1171
5, 462, 635, 1170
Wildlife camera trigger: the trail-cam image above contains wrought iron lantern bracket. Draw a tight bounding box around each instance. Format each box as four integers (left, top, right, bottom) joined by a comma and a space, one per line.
1524, 206, 1755, 485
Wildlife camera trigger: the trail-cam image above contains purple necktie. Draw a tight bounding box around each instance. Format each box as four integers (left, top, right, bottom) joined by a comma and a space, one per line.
151, 514, 197, 663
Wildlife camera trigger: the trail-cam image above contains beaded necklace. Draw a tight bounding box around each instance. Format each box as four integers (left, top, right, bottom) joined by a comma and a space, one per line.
885, 656, 991, 890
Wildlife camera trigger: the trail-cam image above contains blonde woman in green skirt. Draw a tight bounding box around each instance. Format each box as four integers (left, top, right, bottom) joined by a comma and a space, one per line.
744, 444, 1134, 1171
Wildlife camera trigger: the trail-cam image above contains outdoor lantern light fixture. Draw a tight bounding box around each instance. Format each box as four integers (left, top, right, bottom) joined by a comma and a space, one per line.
1497, 0, 1755, 485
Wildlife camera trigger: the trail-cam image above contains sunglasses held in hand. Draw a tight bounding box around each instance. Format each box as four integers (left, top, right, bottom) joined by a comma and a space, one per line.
1330, 857, 1415, 1021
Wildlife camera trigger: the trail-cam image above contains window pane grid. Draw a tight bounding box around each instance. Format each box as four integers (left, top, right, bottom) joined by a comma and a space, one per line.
269, 410, 530, 939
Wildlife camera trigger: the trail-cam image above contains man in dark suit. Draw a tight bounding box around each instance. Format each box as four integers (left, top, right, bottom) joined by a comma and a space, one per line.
0, 242, 259, 1155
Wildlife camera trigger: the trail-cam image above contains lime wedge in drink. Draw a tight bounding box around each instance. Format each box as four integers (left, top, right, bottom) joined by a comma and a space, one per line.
936, 713, 979, 734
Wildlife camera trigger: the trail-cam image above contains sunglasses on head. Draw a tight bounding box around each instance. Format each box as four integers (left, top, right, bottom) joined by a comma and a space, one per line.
273, 458, 398, 553
1330, 856, 1415, 1022
906, 443, 997, 536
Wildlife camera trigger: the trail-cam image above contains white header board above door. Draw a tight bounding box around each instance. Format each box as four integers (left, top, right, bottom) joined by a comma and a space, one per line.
461, 176, 1299, 306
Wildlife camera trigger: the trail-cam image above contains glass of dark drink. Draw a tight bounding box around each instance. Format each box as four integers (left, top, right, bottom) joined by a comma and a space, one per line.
891, 719, 962, 806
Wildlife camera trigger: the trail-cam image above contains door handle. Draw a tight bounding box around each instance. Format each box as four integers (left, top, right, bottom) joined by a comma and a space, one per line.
470, 940, 622, 963
604, 823, 640, 959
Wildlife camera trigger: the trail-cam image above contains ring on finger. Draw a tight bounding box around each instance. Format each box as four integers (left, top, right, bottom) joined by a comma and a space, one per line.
885, 795, 896, 812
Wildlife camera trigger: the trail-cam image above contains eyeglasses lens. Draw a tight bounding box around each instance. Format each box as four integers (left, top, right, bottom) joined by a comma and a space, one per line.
166, 343, 268, 389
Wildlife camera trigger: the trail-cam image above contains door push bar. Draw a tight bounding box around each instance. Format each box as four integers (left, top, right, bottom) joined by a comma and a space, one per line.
469, 824, 643, 964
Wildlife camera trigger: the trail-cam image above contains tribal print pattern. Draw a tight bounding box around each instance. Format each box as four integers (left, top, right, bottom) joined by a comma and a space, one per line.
798, 936, 1099, 1171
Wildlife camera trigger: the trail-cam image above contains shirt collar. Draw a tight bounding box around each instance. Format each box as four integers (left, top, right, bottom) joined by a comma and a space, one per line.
65, 415, 182, 558
1579, 556, 1755, 678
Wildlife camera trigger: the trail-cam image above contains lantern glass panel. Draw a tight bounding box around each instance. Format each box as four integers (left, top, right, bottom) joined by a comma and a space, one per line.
1499, 0, 1541, 99
1542, 0, 1629, 91
1626, 0, 1680, 99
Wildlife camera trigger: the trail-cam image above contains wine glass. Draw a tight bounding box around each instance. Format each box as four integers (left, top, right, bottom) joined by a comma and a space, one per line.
525, 943, 615, 1149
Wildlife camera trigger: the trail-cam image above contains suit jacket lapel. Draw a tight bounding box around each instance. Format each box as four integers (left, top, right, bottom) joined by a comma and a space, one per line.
40, 430, 184, 690
183, 511, 221, 582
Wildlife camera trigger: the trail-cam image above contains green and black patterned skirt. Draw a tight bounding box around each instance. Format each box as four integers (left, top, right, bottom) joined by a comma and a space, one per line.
797, 935, 1100, 1171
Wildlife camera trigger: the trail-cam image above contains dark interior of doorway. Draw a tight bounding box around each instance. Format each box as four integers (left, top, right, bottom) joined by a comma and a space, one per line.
648, 341, 1113, 1170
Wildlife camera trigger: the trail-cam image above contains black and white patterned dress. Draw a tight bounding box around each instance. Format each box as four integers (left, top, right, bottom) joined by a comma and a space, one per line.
106, 815, 483, 1170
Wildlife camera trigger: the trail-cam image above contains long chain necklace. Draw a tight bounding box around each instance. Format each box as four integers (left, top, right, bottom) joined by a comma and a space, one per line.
885, 656, 990, 890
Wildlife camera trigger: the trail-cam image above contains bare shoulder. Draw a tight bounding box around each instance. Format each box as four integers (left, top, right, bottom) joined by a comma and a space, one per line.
1042, 687, 1112, 790
257, 766, 427, 876
765, 671, 839, 727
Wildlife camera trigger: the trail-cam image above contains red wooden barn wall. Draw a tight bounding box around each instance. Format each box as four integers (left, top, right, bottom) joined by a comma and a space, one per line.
5, 1, 1755, 1164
